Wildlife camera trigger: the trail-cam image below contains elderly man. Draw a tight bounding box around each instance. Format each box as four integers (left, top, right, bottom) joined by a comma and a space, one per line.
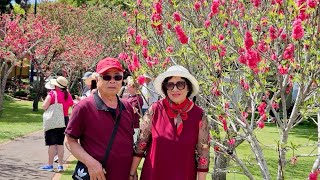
66, 57, 136, 180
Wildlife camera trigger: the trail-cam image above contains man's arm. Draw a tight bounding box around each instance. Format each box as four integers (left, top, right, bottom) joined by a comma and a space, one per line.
65, 135, 106, 180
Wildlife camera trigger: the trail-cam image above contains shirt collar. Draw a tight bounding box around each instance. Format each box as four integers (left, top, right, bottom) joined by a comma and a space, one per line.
93, 91, 126, 111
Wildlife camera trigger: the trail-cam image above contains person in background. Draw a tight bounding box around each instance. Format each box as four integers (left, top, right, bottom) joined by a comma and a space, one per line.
122, 76, 143, 143
65, 57, 136, 180
140, 74, 159, 116
129, 65, 210, 180
39, 76, 74, 172
81, 71, 93, 97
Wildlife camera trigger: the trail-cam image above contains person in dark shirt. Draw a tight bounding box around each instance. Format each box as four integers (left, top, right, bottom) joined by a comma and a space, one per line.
65, 57, 136, 180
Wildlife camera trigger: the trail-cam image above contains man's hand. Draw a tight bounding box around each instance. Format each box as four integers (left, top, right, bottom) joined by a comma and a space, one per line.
87, 159, 106, 180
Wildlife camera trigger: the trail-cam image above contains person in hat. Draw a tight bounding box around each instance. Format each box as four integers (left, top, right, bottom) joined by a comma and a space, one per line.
122, 76, 143, 143
81, 71, 93, 97
140, 73, 159, 116
65, 57, 137, 180
39, 76, 74, 172
129, 65, 210, 180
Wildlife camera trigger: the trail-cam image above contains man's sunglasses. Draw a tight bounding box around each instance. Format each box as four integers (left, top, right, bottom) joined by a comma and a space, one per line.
102, 75, 123, 81
165, 81, 186, 90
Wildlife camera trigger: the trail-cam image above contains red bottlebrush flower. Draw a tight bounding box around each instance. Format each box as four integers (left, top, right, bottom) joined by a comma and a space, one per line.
173, 12, 182, 22
257, 120, 265, 129
292, 19, 304, 40
166, 46, 174, 53
244, 31, 254, 49
122, 11, 127, 17
269, 25, 278, 40
139, 142, 147, 149
204, 19, 211, 29
307, 0, 317, 8
154, 2, 162, 14
283, 44, 295, 60
174, 25, 188, 44
198, 157, 208, 166
211, 0, 220, 15
194, 1, 201, 11
137, 75, 146, 85
142, 39, 148, 47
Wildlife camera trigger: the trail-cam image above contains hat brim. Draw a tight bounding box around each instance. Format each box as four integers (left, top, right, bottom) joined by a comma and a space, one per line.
45, 82, 55, 90
50, 79, 65, 88
97, 67, 124, 75
154, 70, 199, 98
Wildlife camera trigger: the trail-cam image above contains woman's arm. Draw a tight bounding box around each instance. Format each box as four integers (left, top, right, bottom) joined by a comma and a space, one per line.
196, 113, 210, 180
42, 95, 51, 110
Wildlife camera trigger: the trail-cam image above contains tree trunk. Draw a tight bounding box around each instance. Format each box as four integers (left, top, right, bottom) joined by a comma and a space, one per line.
213, 153, 228, 180
32, 74, 45, 111
248, 134, 271, 180
277, 129, 288, 180
311, 110, 320, 172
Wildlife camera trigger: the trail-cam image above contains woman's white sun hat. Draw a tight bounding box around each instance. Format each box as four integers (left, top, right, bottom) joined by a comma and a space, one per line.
154, 65, 199, 98
45, 81, 55, 90
50, 76, 68, 88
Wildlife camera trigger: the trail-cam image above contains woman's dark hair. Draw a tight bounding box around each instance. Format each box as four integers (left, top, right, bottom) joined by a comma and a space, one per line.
161, 76, 193, 98
61, 88, 68, 100
91, 80, 97, 90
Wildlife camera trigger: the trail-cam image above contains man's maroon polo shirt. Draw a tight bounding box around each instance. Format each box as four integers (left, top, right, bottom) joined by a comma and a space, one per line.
65, 92, 135, 180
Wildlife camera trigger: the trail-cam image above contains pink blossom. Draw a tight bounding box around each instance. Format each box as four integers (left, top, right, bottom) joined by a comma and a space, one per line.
292, 19, 304, 40
136, 0, 141, 6
173, 12, 182, 22
142, 39, 149, 47
269, 25, 278, 40
272, 102, 279, 110
127, 26, 136, 36
135, 34, 141, 45
309, 171, 319, 180
174, 25, 188, 44
154, 2, 162, 14
142, 47, 148, 58
122, 11, 127, 17
218, 34, 224, 40
257, 102, 266, 115
204, 20, 211, 29
278, 64, 288, 75
251, 0, 261, 7
283, 44, 295, 59
167, 22, 172, 29
225, 102, 230, 109
211, 0, 220, 15
166, 46, 174, 53
133, 9, 138, 15
244, 31, 254, 49
118, 52, 128, 60
194, 1, 201, 11
228, 138, 236, 145
137, 75, 146, 85
307, 0, 317, 8
257, 120, 265, 129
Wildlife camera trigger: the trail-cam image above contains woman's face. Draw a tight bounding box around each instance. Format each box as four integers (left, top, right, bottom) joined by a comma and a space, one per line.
166, 76, 189, 104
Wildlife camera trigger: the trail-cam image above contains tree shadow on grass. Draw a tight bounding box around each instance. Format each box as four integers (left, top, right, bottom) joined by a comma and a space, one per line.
0, 100, 44, 123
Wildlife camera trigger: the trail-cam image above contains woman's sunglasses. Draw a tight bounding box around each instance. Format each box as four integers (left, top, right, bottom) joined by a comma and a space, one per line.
165, 81, 186, 90
102, 75, 123, 81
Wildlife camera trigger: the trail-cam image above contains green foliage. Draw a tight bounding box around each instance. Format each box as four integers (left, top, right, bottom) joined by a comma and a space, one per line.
12, 4, 25, 15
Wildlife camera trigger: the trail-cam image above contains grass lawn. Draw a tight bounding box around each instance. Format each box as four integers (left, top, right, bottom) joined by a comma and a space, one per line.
60, 123, 317, 180
0, 97, 317, 179
0, 97, 44, 143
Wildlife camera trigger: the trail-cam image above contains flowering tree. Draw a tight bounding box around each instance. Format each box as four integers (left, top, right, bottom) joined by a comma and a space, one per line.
120, 0, 320, 179
0, 14, 61, 111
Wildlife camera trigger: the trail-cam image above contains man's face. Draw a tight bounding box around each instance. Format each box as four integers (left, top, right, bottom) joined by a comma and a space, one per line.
97, 68, 123, 96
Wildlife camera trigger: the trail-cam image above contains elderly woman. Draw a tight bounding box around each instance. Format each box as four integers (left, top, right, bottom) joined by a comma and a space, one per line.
129, 65, 210, 180
40, 76, 73, 172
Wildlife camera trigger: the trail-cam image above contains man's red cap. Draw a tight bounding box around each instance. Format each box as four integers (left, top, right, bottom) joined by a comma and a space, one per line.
96, 57, 124, 74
